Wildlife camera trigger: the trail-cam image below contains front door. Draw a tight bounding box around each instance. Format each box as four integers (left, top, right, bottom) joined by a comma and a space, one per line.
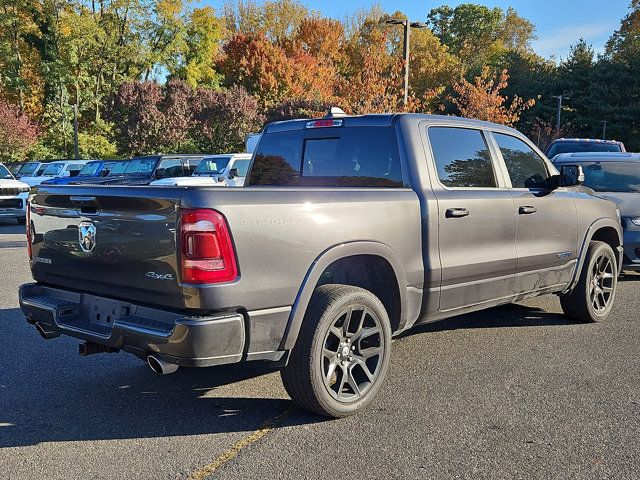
491, 132, 578, 292
427, 126, 517, 311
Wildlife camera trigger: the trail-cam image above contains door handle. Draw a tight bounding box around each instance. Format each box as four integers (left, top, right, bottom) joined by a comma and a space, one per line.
519, 206, 537, 215
445, 208, 469, 218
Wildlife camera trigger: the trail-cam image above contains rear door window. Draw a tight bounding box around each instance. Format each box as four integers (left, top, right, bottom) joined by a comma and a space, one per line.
494, 133, 549, 189
428, 127, 497, 188
250, 127, 403, 187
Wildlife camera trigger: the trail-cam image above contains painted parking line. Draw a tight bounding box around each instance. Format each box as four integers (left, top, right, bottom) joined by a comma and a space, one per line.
188, 406, 296, 480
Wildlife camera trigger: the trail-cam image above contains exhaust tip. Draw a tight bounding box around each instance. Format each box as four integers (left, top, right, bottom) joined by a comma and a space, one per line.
147, 355, 179, 375
35, 322, 60, 340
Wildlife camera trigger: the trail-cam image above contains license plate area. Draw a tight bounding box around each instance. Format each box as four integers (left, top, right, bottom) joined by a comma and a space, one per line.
87, 297, 131, 327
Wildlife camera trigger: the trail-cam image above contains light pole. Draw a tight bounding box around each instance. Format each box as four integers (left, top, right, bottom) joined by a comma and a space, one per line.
552, 95, 569, 136
381, 17, 429, 106
602, 120, 608, 140
73, 104, 79, 160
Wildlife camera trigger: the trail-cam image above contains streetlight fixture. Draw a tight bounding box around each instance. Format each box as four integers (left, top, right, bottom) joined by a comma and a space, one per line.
381, 17, 429, 106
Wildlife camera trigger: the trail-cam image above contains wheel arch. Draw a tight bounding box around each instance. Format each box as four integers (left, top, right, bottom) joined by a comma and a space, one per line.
564, 218, 623, 294
280, 242, 410, 351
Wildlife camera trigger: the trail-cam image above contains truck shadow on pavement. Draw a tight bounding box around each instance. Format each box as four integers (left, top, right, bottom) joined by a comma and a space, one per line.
0, 301, 575, 448
0, 306, 324, 448
398, 302, 574, 337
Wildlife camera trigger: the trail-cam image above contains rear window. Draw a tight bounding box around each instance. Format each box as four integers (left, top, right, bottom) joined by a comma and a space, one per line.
249, 127, 403, 187
428, 127, 496, 188
547, 142, 622, 158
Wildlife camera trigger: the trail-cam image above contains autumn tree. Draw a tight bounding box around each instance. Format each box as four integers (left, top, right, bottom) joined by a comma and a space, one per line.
191, 84, 264, 153
451, 67, 534, 125
219, 32, 294, 109
0, 98, 39, 160
223, 0, 310, 43
110, 81, 165, 155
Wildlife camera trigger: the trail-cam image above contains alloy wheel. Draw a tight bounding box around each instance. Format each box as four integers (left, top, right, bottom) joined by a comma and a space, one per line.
589, 253, 615, 313
321, 305, 385, 403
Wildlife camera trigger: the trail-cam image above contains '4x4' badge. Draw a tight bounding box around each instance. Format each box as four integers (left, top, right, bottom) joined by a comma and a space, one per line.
78, 221, 97, 253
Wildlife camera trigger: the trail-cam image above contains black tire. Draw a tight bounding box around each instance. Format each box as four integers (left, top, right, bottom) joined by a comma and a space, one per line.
17, 217, 26, 226
560, 241, 618, 322
281, 284, 392, 418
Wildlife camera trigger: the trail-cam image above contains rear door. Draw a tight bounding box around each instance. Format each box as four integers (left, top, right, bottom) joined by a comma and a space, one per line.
490, 132, 578, 291
426, 126, 517, 311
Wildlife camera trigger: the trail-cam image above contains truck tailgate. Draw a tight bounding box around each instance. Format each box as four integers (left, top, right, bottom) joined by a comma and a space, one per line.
29, 186, 185, 309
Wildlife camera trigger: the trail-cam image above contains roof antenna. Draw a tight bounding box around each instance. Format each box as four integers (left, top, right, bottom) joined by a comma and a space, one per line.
325, 107, 347, 118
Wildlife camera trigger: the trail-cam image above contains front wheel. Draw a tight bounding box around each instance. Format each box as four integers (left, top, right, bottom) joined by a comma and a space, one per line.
560, 241, 618, 322
281, 284, 392, 418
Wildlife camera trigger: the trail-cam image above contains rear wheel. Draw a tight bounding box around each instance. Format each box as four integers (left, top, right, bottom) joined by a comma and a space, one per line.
560, 241, 618, 322
281, 284, 392, 418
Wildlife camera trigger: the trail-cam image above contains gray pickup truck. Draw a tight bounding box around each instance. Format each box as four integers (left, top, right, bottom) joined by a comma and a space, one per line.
19, 113, 623, 417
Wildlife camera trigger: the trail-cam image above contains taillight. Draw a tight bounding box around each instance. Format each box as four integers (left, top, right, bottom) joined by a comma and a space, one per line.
26, 200, 32, 260
180, 209, 238, 284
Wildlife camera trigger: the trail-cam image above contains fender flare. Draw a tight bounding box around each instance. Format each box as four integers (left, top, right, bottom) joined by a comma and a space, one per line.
279, 241, 409, 350
563, 217, 624, 294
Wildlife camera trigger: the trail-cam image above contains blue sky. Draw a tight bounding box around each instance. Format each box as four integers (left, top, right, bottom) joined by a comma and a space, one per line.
201, 0, 631, 60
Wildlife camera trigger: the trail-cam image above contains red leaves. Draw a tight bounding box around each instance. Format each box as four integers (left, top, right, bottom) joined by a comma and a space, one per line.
0, 100, 39, 159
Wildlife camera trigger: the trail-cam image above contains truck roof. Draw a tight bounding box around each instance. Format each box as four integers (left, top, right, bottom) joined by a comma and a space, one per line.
263, 113, 523, 136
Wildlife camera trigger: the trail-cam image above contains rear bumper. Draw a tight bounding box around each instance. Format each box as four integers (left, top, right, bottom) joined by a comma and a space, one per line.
19, 283, 246, 367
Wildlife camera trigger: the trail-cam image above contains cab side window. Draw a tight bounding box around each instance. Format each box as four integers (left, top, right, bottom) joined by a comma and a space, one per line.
494, 133, 549, 189
428, 127, 496, 188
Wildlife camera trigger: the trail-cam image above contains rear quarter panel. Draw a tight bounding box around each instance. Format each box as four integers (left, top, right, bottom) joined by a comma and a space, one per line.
179, 187, 424, 315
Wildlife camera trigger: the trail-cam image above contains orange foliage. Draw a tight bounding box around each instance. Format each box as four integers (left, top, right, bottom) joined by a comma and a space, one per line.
451, 67, 534, 125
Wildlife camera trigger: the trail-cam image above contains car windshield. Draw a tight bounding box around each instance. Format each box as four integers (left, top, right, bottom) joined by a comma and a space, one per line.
42, 163, 65, 176
18, 162, 39, 175
548, 142, 622, 157
0, 164, 13, 179
78, 162, 101, 176
109, 161, 129, 175
194, 157, 231, 175
123, 157, 158, 175
575, 161, 640, 193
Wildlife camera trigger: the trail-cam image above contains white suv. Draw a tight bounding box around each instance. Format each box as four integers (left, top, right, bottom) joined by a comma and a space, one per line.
0, 163, 30, 225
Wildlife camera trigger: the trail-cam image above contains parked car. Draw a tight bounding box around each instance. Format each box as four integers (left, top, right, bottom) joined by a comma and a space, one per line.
150, 154, 252, 187
79, 155, 203, 185
42, 160, 118, 185
8, 163, 25, 176
22, 160, 89, 187
553, 152, 640, 271
0, 162, 30, 224
14, 161, 45, 179
546, 138, 626, 159
19, 113, 623, 418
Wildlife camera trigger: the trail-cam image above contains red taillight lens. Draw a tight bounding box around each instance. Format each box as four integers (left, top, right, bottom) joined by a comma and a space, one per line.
180, 209, 238, 284
26, 200, 32, 260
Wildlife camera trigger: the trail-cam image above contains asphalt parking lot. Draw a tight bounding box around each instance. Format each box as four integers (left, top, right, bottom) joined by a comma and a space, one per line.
1, 218, 639, 480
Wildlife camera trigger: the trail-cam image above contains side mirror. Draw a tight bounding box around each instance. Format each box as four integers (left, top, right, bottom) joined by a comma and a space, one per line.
62, 170, 71, 177
228, 168, 238, 179
559, 164, 585, 187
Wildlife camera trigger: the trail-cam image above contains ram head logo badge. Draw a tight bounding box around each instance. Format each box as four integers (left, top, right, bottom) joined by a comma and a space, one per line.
78, 221, 97, 253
